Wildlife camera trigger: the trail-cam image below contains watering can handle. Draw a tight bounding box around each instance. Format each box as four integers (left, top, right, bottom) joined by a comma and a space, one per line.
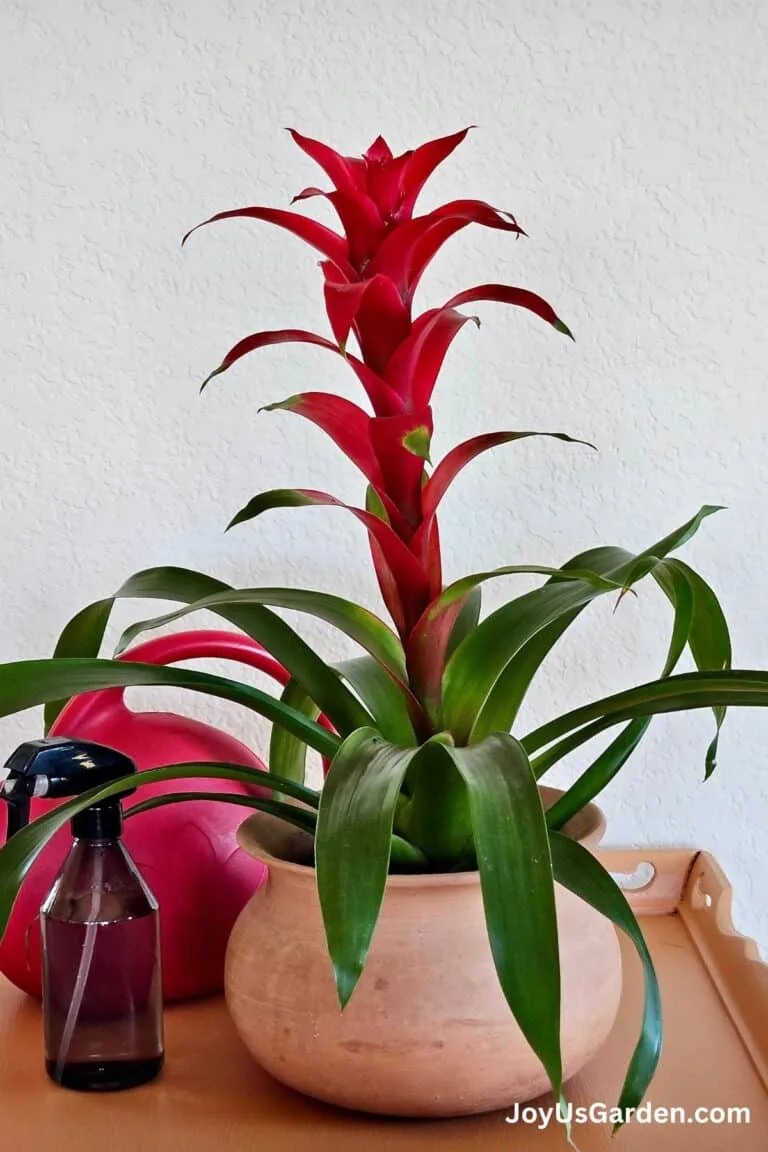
52, 630, 334, 746
116, 630, 292, 686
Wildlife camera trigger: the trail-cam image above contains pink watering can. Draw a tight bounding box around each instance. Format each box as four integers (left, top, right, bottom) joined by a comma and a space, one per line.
0, 630, 297, 1003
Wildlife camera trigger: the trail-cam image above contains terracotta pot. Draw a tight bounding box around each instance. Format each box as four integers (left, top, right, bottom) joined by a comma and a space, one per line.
224, 787, 622, 1117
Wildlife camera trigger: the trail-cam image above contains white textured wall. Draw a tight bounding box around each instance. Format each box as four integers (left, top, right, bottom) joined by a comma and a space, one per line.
1, 1, 767, 950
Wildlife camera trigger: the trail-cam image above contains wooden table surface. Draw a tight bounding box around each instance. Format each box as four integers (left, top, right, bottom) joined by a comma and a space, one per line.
1, 901, 766, 1151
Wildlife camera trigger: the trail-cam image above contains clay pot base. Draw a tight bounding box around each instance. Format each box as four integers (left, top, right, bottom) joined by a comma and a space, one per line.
225, 789, 621, 1118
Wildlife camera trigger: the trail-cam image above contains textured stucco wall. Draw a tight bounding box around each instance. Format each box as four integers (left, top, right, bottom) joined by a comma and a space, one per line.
1, 1, 767, 950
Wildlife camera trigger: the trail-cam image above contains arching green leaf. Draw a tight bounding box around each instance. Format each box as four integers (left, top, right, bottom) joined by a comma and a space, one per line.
444, 507, 722, 742
549, 833, 660, 1129
1, 659, 339, 758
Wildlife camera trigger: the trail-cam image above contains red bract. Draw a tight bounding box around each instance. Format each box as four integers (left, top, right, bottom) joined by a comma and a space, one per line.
187, 130, 578, 697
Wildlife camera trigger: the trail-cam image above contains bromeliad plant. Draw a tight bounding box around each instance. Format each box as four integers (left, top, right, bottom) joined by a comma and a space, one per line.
2, 127, 768, 1123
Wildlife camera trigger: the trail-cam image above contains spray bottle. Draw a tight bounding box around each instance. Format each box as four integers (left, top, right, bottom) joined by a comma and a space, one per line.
1, 737, 164, 1090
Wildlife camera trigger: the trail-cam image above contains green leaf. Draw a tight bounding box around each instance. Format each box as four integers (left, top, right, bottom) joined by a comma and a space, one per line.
446, 585, 482, 660
47, 566, 393, 736
128, 791, 318, 834
472, 613, 580, 737
316, 729, 424, 1007
364, 483, 389, 522
45, 598, 115, 730
523, 670, 768, 762
227, 488, 431, 615
653, 558, 731, 777
533, 561, 735, 794
115, 586, 405, 679
468, 546, 631, 737
549, 833, 661, 1128
336, 656, 417, 745
408, 562, 622, 719
395, 740, 472, 864
544, 720, 650, 826
542, 558, 695, 825
0, 761, 320, 942
113, 600, 377, 739
433, 563, 622, 614
388, 834, 430, 869
0, 659, 340, 759
444, 507, 722, 742
438, 735, 562, 1100
267, 677, 322, 794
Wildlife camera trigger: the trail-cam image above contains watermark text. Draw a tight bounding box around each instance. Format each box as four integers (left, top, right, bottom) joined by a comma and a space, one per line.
506, 1101, 751, 1130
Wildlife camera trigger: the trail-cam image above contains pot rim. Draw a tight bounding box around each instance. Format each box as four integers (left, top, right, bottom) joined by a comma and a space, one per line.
237, 784, 606, 883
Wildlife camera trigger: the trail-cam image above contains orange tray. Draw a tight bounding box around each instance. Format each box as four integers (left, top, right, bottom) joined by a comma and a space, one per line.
1, 849, 766, 1150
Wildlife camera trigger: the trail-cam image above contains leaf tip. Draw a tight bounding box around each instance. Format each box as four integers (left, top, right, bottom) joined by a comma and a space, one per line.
554, 318, 575, 340
261, 394, 299, 415
613, 585, 638, 612
200, 364, 225, 393
181, 219, 204, 248
334, 965, 360, 1011
704, 738, 719, 780
402, 425, 432, 461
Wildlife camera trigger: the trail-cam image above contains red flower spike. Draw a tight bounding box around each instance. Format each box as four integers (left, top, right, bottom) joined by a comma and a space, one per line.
385, 307, 480, 408
182, 206, 353, 278
352, 278, 413, 373
292, 187, 385, 267
369, 200, 524, 302
425, 517, 442, 599
406, 591, 469, 716
411, 429, 594, 567
199, 328, 340, 391
398, 127, 474, 217
322, 276, 373, 348
260, 393, 410, 537
287, 129, 366, 195
365, 485, 408, 635
368, 536, 407, 636
291, 186, 327, 202
431, 199, 522, 230
420, 430, 592, 525
189, 130, 577, 646
322, 269, 411, 375
228, 487, 431, 627
369, 410, 434, 530
365, 151, 412, 221
444, 284, 574, 339
260, 392, 383, 486
201, 325, 405, 418
364, 136, 394, 163
343, 356, 406, 417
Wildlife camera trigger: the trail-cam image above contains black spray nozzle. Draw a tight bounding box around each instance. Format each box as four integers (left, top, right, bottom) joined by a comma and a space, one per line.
1, 738, 137, 840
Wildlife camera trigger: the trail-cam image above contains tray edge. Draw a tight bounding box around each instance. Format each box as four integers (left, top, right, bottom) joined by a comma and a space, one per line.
678, 850, 768, 1089
596, 847, 698, 915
